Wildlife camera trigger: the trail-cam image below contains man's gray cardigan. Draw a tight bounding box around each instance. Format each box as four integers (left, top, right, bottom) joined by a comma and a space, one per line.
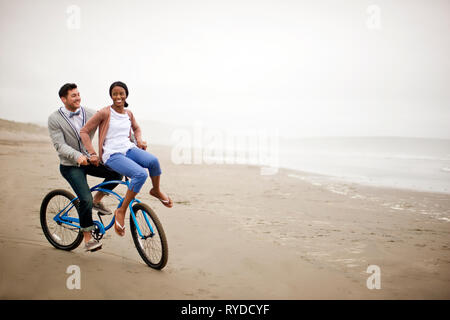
48, 106, 96, 166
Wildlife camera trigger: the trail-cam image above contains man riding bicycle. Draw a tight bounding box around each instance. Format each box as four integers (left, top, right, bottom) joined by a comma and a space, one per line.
48, 83, 123, 252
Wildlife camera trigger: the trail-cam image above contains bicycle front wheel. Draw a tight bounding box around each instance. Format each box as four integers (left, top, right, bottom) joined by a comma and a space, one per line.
130, 203, 168, 270
40, 189, 83, 251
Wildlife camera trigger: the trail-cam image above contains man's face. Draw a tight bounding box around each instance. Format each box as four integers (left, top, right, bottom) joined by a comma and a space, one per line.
61, 88, 81, 110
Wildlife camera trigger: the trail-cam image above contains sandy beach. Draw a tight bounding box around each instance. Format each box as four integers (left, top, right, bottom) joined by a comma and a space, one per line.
0, 119, 449, 299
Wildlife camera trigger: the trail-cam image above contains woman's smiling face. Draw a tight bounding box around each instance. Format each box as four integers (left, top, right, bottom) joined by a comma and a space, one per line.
111, 86, 127, 108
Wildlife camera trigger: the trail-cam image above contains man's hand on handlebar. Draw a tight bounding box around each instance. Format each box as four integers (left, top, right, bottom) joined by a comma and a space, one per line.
77, 154, 100, 166
89, 154, 100, 167
77, 154, 89, 166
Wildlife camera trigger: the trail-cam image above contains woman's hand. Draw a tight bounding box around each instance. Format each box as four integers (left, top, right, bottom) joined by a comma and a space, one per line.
137, 140, 147, 150
89, 154, 100, 166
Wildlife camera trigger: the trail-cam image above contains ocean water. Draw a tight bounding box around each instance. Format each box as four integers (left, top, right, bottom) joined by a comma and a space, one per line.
139, 119, 450, 194
279, 137, 450, 194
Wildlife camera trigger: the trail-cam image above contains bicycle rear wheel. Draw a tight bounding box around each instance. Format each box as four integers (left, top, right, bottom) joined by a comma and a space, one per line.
130, 203, 168, 270
40, 189, 83, 251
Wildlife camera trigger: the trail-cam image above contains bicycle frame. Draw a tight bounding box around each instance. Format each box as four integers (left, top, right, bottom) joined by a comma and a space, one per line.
53, 180, 155, 239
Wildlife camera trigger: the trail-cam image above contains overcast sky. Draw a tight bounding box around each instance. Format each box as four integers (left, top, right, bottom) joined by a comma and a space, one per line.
0, 0, 449, 138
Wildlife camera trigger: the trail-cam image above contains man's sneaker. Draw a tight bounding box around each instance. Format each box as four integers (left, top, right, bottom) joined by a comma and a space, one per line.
84, 239, 102, 252
93, 202, 112, 215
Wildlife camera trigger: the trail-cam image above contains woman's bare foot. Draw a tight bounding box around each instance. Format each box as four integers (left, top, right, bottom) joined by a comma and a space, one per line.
114, 208, 126, 236
149, 188, 173, 208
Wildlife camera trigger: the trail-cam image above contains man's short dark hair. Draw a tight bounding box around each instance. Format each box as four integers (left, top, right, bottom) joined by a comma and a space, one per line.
59, 83, 78, 98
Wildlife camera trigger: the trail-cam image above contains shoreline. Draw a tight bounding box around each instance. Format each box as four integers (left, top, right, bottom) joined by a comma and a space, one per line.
2, 116, 449, 196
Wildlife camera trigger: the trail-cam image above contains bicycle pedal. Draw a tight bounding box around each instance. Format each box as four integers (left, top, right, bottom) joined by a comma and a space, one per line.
93, 207, 112, 216
97, 211, 112, 216
89, 246, 102, 252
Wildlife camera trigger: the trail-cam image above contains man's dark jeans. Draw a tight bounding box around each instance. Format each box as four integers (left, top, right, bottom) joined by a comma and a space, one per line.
59, 163, 123, 232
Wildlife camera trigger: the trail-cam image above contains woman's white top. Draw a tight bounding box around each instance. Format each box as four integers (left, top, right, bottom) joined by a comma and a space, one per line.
102, 107, 136, 163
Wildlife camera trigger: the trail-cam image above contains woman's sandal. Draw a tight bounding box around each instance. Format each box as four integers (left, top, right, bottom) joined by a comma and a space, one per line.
114, 209, 126, 237
157, 196, 173, 208
150, 190, 173, 208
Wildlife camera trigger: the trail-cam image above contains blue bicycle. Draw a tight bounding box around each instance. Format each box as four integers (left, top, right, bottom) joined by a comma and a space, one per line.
40, 180, 168, 270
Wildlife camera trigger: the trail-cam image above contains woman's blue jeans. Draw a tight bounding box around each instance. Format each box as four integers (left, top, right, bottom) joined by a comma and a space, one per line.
105, 147, 162, 193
